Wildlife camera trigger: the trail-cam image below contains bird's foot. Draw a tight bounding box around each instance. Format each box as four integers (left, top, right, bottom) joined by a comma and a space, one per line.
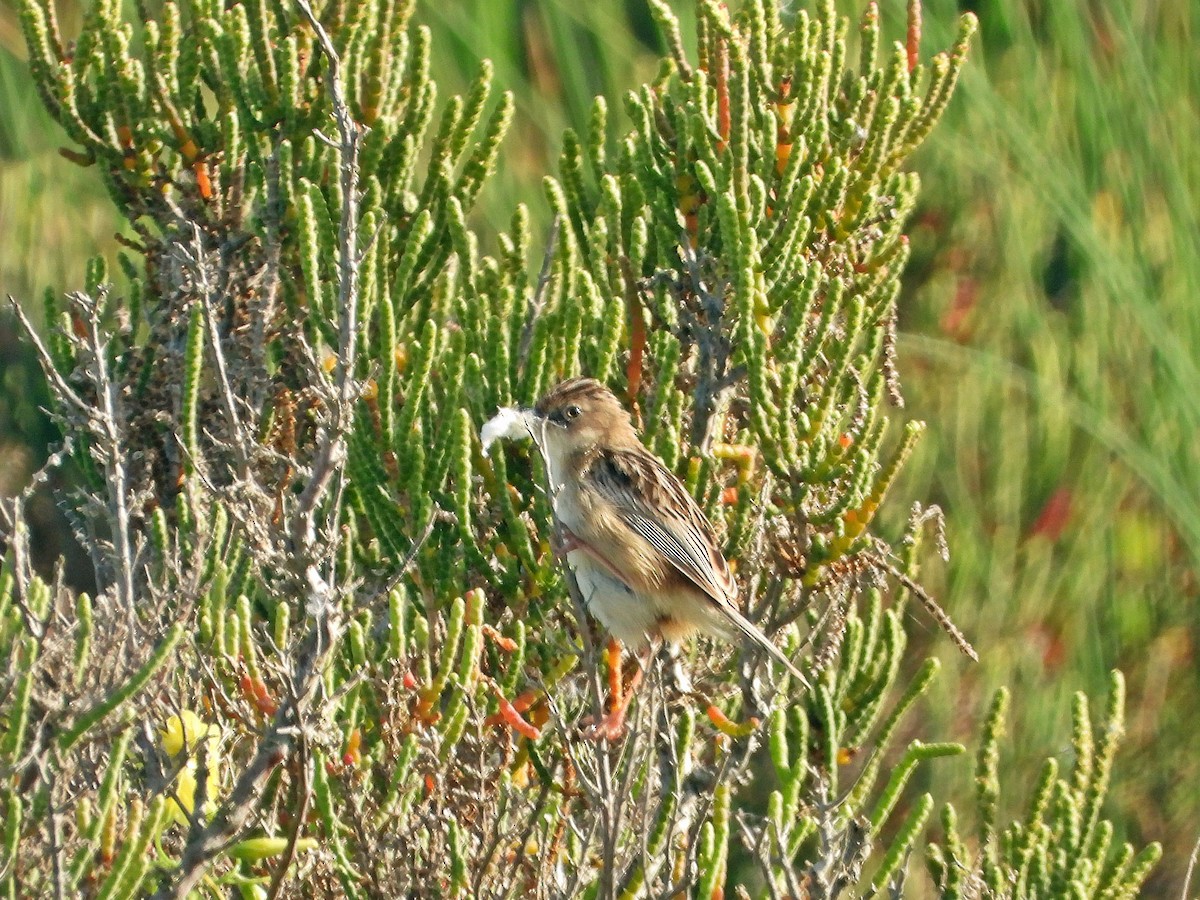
583, 706, 631, 742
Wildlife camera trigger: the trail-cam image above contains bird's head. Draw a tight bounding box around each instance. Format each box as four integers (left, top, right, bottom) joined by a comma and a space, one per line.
530, 377, 637, 461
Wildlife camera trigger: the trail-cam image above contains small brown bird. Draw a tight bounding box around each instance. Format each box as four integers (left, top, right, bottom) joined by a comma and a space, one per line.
507, 377, 806, 738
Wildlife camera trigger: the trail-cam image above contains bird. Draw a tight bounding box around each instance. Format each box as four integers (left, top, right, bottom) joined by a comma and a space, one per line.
508, 377, 807, 739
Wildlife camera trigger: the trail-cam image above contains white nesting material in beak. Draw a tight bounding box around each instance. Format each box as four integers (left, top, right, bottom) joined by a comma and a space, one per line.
480, 406, 538, 457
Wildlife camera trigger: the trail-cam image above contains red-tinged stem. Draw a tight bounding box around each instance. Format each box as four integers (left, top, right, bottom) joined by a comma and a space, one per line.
907, 0, 923, 73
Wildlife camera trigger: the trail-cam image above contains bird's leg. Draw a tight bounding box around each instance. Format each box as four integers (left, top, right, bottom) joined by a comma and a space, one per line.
605, 636, 625, 706
553, 527, 632, 588
584, 638, 655, 742
553, 527, 585, 559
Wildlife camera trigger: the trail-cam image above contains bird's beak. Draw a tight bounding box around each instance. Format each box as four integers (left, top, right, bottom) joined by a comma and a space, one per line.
520, 407, 544, 434
525, 407, 566, 430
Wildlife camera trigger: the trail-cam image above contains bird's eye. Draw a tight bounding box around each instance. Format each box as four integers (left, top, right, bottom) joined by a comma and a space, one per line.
564, 405, 582, 421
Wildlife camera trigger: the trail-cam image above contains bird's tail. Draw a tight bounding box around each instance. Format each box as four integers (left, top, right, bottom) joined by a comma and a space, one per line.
717, 603, 811, 689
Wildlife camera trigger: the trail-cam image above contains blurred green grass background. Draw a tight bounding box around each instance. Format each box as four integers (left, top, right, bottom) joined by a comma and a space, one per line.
1, 0, 1195, 893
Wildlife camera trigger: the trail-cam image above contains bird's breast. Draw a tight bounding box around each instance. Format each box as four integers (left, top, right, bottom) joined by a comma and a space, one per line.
549, 478, 589, 536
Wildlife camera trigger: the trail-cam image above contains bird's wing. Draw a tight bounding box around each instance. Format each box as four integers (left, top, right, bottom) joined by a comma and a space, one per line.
590, 447, 809, 686
589, 447, 738, 607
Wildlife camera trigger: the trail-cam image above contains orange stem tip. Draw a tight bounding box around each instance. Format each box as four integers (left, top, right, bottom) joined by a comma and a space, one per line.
494, 694, 542, 741
706, 705, 760, 738
482, 624, 518, 652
